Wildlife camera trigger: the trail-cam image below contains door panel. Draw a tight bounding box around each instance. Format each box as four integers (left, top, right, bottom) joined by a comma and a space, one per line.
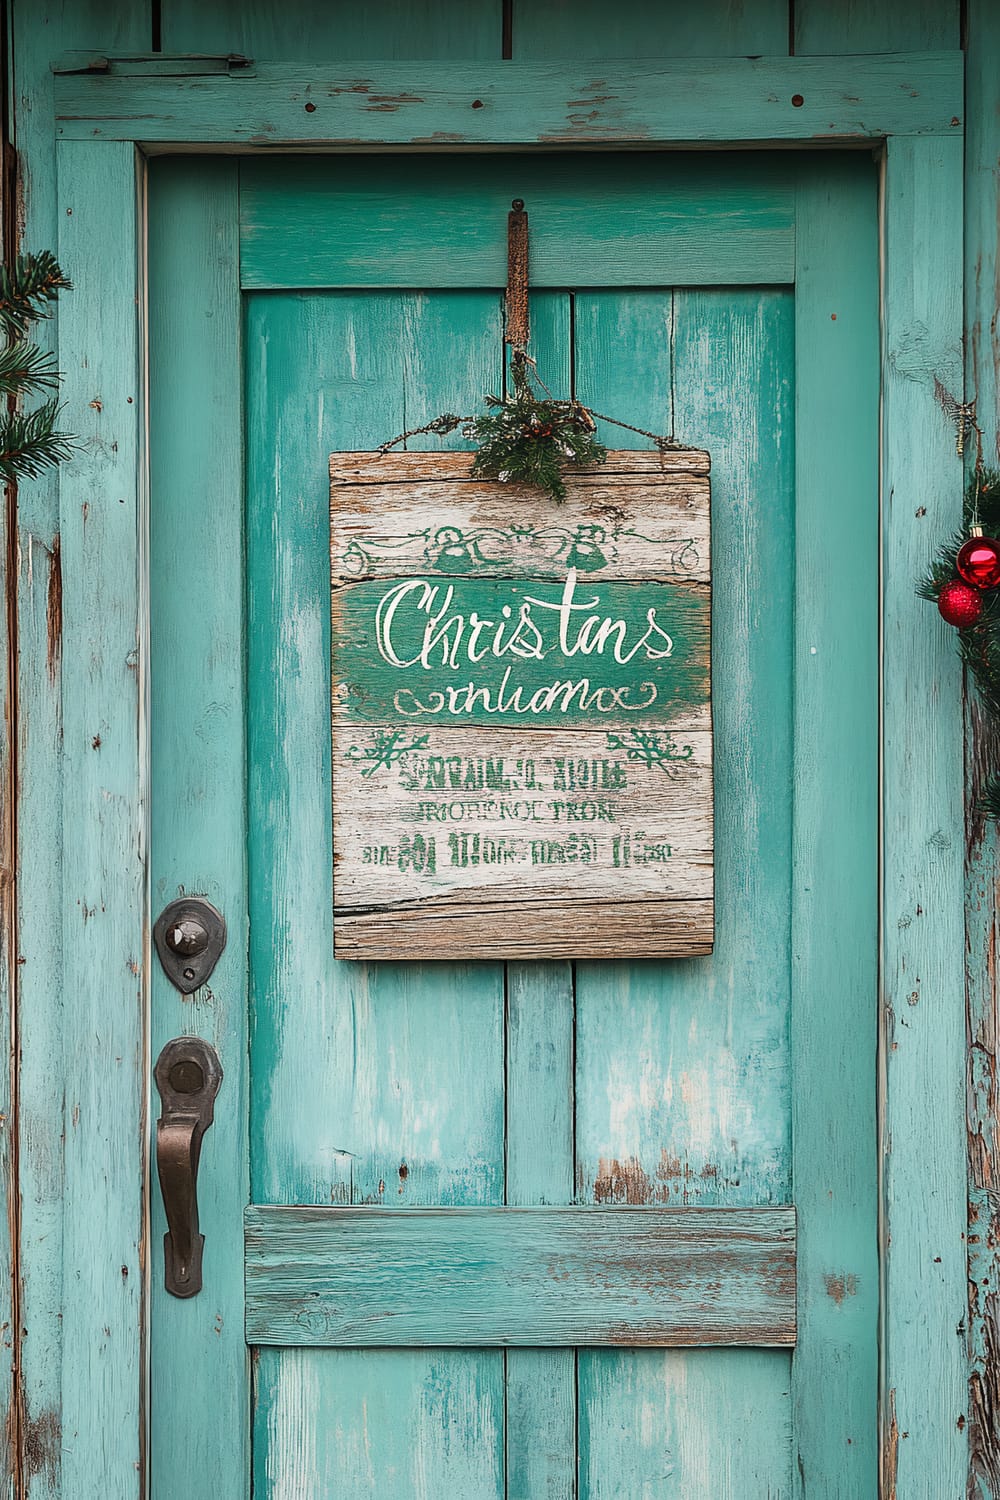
150, 152, 877, 1498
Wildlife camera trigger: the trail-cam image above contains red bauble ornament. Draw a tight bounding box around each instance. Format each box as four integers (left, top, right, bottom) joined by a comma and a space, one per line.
938, 578, 984, 627
957, 533, 1000, 590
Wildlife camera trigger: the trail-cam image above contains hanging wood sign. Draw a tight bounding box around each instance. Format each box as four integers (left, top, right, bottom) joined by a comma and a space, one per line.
330, 450, 713, 960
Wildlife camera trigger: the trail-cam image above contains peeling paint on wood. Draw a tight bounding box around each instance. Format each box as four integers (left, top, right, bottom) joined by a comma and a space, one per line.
245, 1205, 797, 1347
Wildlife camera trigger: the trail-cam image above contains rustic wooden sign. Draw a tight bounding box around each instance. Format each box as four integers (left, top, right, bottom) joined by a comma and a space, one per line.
330, 450, 712, 960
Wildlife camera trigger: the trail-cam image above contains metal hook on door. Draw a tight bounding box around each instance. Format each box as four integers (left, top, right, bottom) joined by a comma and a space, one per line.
154, 1036, 223, 1298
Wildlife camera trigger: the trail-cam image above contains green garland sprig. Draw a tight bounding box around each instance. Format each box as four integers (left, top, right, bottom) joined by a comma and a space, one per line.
0, 250, 75, 483
466, 354, 607, 501
918, 468, 1000, 815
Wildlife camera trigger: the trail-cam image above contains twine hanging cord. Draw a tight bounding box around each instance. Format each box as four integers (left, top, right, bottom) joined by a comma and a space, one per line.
375, 194, 693, 458
375, 353, 689, 457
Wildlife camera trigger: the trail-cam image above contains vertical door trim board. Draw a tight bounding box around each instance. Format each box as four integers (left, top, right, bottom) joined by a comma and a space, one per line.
792, 156, 882, 1494
54, 138, 148, 1495
33, 58, 965, 1500
146, 158, 250, 1500
879, 134, 968, 1496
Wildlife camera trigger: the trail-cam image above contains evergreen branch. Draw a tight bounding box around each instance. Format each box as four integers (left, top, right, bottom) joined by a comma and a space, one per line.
0, 251, 72, 337
0, 341, 60, 397
0, 399, 76, 481
467, 357, 607, 502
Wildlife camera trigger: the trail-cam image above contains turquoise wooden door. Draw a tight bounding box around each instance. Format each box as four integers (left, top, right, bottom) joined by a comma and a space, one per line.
148, 151, 878, 1497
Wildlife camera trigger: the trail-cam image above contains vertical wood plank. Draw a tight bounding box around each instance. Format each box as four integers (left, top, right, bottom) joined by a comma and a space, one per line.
881, 132, 968, 1498
11, 6, 149, 1495
794, 0, 960, 53
246, 283, 506, 1497
56, 137, 145, 1497
964, 5, 1000, 1493
160, 0, 501, 56
791, 154, 880, 1496
147, 157, 249, 1500
512, 0, 787, 58
575, 286, 795, 1495
502, 296, 577, 1497
505, 962, 576, 1498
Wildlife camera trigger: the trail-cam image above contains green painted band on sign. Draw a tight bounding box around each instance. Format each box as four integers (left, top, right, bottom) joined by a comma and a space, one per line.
333, 571, 709, 727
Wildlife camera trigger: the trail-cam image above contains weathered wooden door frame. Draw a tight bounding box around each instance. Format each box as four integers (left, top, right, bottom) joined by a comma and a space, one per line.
36, 51, 965, 1496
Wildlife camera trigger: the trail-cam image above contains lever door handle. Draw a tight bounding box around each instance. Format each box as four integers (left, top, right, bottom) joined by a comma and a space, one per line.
154, 1037, 223, 1298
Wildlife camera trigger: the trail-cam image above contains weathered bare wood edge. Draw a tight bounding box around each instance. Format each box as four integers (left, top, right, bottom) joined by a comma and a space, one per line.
244, 1204, 796, 1348
330, 450, 712, 483
334, 896, 714, 960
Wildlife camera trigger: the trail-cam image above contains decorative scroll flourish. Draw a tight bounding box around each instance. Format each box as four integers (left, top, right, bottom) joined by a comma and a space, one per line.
343, 522, 701, 580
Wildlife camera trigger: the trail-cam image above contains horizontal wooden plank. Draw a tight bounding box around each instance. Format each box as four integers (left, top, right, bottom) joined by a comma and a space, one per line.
330, 450, 711, 483
245, 1206, 795, 1347
333, 895, 714, 959
53, 54, 964, 147
241, 155, 794, 287
331, 455, 710, 586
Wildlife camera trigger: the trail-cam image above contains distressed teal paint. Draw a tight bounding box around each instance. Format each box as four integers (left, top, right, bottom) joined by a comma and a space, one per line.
574, 284, 798, 1494
333, 576, 708, 727
148, 157, 250, 1500
790, 156, 880, 1494
881, 133, 968, 1497
245, 1206, 797, 1346
245, 283, 507, 1494
3, 4, 981, 1496
965, 3, 1000, 1492
51, 54, 966, 147
505, 962, 576, 1498
55, 137, 146, 1496
11, 7, 149, 1497
240, 154, 796, 289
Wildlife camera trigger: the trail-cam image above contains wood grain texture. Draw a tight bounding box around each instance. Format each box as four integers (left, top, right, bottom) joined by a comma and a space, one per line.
964, 7, 1000, 1494
794, 0, 960, 53
160, 0, 503, 57
791, 155, 880, 1496
52, 54, 966, 147
881, 134, 968, 1499
148, 157, 250, 1500
505, 963, 575, 1497
331, 450, 713, 958
56, 138, 145, 1498
11, 8, 150, 1495
245, 1206, 797, 1347
513, 0, 788, 58
240, 154, 795, 290
246, 283, 508, 1498
573, 283, 799, 1492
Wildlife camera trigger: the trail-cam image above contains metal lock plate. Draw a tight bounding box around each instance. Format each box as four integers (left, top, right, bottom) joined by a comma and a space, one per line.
153, 896, 227, 994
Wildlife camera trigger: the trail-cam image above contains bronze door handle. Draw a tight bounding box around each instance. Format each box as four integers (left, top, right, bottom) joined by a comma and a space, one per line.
154, 1037, 223, 1298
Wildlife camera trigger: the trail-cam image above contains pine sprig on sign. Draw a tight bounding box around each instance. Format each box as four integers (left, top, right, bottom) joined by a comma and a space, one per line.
467, 354, 606, 502
0, 251, 75, 483
919, 469, 1000, 809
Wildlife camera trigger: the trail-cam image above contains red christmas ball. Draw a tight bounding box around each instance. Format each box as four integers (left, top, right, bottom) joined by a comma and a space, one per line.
938, 578, 984, 627
957, 534, 1000, 590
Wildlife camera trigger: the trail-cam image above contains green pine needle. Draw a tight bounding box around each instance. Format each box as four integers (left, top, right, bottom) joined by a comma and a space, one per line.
0, 341, 60, 397
468, 358, 607, 502
0, 249, 76, 486
0, 399, 76, 481
0, 251, 72, 338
